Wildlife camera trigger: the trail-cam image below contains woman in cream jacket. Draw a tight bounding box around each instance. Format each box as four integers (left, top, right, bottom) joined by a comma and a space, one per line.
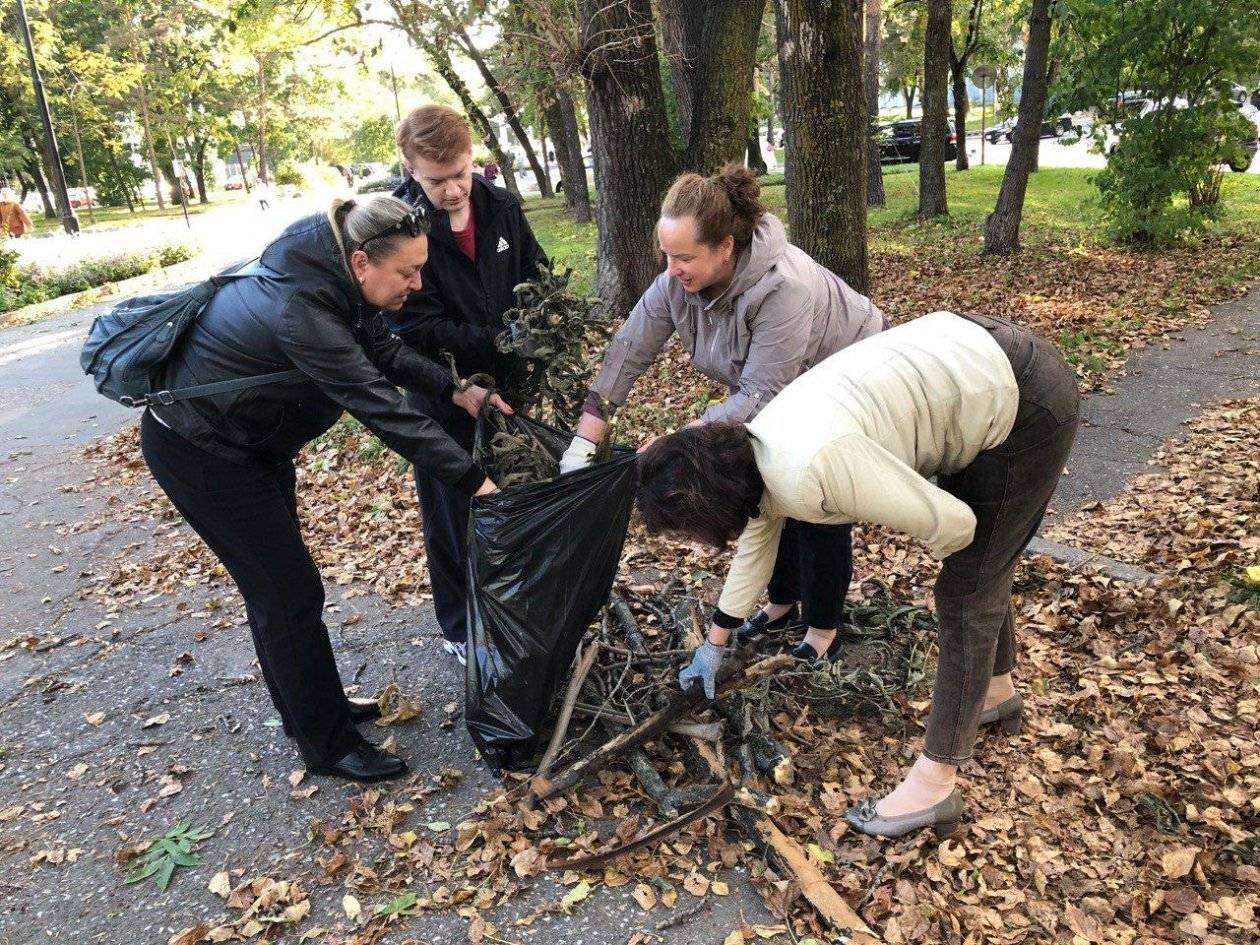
636, 310, 1080, 838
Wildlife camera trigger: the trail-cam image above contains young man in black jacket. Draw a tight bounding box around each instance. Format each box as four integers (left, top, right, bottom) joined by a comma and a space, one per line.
386, 104, 548, 666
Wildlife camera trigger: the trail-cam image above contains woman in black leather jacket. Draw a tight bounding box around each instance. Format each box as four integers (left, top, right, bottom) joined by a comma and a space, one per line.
141, 195, 508, 782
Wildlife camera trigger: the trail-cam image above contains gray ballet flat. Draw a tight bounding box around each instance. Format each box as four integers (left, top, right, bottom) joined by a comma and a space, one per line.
844, 789, 964, 839
978, 693, 1024, 735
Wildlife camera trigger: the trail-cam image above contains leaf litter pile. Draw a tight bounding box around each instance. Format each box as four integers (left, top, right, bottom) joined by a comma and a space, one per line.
32, 243, 1260, 943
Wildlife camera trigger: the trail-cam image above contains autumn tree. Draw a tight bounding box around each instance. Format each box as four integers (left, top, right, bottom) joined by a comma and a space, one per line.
918, 0, 951, 218
864, 0, 884, 206
981, 0, 1053, 253
571, 0, 766, 312
775, 0, 869, 291
947, 0, 984, 171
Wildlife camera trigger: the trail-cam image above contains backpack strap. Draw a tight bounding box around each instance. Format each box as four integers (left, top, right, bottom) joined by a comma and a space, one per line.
125, 261, 302, 407
137, 369, 307, 407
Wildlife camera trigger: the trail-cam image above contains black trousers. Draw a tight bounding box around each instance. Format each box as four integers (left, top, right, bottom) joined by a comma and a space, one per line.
765, 520, 853, 630
408, 389, 476, 644
140, 411, 358, 765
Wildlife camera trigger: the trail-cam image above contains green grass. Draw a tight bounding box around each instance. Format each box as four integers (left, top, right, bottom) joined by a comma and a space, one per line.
30, 191, 253, 235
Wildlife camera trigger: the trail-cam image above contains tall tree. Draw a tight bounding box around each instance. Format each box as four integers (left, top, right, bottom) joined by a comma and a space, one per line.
542, 83, 590, 221
658, 0, 767, 172
864, 0, 885, 206
881, 6, 924, 119
446, 7, 553, 196
918, 0, 951, 218
947, 0, 984, 171
982, 0, 1053, 254
577, 0, 679, 312
774, 0, 869, 291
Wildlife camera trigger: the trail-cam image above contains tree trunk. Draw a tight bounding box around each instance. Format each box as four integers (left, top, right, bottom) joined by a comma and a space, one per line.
982, 0, 1053, 254
134, 69, 166, 210
255, 61, 270, 184
903, 83, 917, 118
577, 0, 680, 313
746, 134, 767, 174
457, 24, 553, 196
233, 144, 252, 194
659, 0, 767, 173
544, 85, 591, 223
23, 155, 55, 218
918, 0, 951, 218
864, 0, 885, 206
951, 59, 970, 171
189, 136, 209, 203
774, 0, 869, 293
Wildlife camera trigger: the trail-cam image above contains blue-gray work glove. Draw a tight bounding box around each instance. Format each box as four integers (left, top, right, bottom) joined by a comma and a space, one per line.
678, 641, 725, 700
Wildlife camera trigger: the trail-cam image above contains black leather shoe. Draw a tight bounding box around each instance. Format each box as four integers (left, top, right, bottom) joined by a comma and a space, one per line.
306, 743, 408, 783
283, 698, 382, 737
348, 697, 382, 725
734, 604, 800, 647
789, 633, 843, 664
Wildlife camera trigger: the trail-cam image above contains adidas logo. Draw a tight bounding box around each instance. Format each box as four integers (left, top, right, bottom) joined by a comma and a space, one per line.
497, 237, 510, 253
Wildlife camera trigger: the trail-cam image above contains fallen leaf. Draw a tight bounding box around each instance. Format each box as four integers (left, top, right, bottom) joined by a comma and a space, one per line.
343, 894, 361, 921
1161, 847, 1199, 879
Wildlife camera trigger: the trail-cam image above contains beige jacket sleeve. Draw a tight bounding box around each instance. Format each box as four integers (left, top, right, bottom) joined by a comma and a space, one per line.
716, 508, 786, 620
818, 434, 977, 559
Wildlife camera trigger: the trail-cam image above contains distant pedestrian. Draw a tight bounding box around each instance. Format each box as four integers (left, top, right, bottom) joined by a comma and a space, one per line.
1252, 87, 1260, 110
0, 186, 33, 237
256, 179, 272, 211
483, 160, 499, 184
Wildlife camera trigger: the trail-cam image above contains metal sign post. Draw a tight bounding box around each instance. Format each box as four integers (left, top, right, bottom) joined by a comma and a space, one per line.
972, 64, 996, 167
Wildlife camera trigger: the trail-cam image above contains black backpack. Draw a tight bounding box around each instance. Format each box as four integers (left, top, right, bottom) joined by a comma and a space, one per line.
79, 260, 303, 408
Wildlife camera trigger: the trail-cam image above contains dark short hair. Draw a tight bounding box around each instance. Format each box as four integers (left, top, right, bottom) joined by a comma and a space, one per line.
636, 423, 763, 548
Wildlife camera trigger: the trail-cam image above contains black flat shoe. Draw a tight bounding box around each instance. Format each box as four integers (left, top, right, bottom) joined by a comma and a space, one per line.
789, 633, 843, 664
282, 697, 383, 737
306, 743, 408, 783
734, 604, 800, 647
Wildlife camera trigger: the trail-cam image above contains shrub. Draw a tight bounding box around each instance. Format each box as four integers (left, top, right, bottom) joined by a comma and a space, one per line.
356, 175, 403, 194
1096, 106, 1251, 246
273, 164, 306, 188
0, 235, 19, 291
0, 241, 197, 315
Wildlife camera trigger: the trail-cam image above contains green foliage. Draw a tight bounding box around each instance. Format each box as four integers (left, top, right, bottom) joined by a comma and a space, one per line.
123, 819, 215, 891
349, 114, 396, 164
0, 236, 19, 291
1057, 0, 1260, 242
1095, 107, 1251, 245
272, 163, 306, 188
0, 242, 195, 314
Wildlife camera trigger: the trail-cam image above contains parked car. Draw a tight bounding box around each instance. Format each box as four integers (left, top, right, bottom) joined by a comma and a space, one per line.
983, 115, 1073, 144
878, 120, 958, 164
224, 175, 246, 191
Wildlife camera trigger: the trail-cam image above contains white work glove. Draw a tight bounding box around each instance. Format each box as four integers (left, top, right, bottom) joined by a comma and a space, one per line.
559, 435, 597, 474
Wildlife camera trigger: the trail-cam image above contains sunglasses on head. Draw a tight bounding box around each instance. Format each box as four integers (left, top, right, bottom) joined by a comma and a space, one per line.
358, 206, 427, 253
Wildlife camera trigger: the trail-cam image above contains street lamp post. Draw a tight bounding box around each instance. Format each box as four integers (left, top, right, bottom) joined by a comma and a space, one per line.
14, 0, 79, 234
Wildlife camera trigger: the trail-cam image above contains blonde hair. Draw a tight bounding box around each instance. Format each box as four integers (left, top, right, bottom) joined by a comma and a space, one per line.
327, 195, 427, 267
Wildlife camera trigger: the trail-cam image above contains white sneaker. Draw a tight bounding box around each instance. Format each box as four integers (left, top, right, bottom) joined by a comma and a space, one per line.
442, 640, 467, 666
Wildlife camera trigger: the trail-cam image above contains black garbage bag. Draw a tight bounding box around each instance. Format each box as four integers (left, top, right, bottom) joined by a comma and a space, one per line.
464, 411, 638, 774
